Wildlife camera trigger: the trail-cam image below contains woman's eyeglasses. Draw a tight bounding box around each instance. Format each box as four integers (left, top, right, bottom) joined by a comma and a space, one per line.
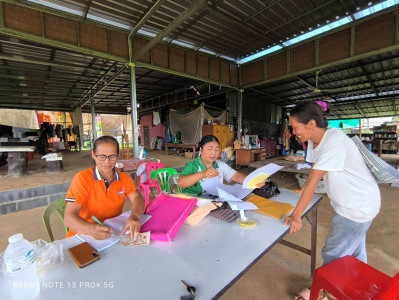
95, 154, 118, 161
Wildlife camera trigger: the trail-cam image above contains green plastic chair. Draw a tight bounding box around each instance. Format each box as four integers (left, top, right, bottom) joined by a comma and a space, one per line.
150, 168, 178, 193
168, 173, 183, 194
43, 197, 68, 242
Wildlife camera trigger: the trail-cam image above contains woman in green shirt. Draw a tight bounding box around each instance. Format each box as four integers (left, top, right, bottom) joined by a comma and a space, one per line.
178, 135, 248, 195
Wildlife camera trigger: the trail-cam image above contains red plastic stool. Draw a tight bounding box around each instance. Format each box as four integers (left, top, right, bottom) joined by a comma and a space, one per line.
310, 256, 399, 300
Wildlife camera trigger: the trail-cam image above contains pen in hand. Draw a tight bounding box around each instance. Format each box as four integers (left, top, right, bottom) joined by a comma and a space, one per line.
91, 215, 104, 226
91, 215, 114, 237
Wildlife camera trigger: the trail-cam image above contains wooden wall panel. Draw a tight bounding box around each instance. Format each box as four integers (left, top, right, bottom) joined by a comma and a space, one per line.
170, 48, 185, 72
290, 42, 315, 73
355, 13, 396, 55
186, 52, 196, 75
109, 31, 128, 58
220, 61, 230, 84
267, 52, 287, 79
231, 64, 238, 86
133, 38, 150, 63
197, 54, 209, 78
319, 29, 351, 65
44, 14, 77, 45
79, 23, 108, 53
152, 44, 168, 68
210, 59, 220, 81
241, 60, 263, 86
3, 3, 42, 36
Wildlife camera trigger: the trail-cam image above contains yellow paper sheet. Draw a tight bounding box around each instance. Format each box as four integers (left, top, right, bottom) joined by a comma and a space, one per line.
246, 195, 294, 219
169, 193, 193, 199
247, 174, 269, 188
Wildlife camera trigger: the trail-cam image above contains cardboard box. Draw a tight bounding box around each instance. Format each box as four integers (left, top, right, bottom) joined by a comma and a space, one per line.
233, 140, 241, 150
185, 152, 194, 158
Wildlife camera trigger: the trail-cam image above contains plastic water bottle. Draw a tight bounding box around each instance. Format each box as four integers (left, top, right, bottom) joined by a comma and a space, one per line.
4, 233, 40, 300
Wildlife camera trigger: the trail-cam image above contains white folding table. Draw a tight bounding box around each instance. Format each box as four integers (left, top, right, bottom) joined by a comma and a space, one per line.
0, 189, 322, 299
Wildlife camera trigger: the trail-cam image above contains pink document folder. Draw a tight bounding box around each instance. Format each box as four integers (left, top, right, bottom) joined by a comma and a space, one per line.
140, 193, 197, 241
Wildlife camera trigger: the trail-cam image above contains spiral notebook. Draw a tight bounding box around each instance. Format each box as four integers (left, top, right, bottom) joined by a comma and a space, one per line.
75, 212, 151, 251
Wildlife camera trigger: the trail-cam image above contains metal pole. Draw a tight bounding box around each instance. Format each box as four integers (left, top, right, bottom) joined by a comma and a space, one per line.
310, 206, 318, 279
90, 96, 96, 145
237, 90, 243, 139
129, 63, 140, 158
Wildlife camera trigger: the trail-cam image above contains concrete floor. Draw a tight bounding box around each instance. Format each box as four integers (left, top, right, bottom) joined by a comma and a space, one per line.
1, 150, 398, 299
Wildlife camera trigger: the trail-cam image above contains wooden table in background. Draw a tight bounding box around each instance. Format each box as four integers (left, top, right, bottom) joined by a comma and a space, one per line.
165, 143, 197, 156
249, 156, 311, 175
235, 148, 266, 168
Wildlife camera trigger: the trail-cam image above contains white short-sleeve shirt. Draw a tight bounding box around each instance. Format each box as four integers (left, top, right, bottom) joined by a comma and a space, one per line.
200, 160, 237, 184
306, 128, 380, 222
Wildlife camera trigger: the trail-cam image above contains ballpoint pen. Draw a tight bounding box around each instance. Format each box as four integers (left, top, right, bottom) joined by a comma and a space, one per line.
91, 215, 114, 236
91, 215, 103, 226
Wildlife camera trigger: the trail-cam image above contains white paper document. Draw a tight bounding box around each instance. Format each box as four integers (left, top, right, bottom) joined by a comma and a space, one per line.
195, 198, 212, 207
201, 178, 253, 200
200, 177, 220, 195
219, 184, 253, 199
242, 163, 284, 188
216, 187, 242, 202
229, 201, 258, 211
76, 212, 151, 251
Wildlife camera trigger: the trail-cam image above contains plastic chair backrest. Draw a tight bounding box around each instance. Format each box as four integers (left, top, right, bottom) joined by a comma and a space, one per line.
42, 197, 68, 242
140, 162, 165, 186
150, 168, 178, 193
168, 173, 183, 194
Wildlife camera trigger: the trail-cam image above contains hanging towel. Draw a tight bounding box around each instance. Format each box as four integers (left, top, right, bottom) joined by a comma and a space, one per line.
153, 110, 161, 126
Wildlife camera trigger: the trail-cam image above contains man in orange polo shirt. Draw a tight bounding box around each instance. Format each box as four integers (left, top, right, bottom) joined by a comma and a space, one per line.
64, 136, 144, 240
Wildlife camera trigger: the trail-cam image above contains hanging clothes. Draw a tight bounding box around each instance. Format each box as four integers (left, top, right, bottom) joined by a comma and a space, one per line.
153, 110, 161, 126
282, 125, 291, 151
55, 124, 63, 140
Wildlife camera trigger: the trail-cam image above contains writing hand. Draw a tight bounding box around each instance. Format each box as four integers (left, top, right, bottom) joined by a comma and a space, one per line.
202, 168, 219, 178
92, 224, 114, 240
283, 215, 302, 234
120, 215, 141, 240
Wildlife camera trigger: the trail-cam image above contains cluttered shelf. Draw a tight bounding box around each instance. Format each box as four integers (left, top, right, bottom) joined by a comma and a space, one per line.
373, 124, 398, 154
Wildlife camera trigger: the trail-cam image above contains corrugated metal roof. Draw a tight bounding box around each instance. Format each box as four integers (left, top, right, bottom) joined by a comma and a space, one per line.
0, 0, 398, 117
246, 49, 399, 118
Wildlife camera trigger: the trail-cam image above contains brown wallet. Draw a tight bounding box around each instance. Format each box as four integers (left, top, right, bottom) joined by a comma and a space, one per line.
67, 242, 100, 268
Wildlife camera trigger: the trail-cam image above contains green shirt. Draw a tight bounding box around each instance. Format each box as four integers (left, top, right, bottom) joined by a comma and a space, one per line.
180, 156, 219, 195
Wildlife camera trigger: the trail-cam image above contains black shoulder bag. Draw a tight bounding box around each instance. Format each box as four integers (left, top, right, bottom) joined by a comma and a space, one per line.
252, 179, 280, 199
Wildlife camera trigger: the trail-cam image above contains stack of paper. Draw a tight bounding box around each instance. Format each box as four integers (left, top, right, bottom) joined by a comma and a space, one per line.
200, 177, 256, 210
246, 195, 294, 219
76, 212, 151, 251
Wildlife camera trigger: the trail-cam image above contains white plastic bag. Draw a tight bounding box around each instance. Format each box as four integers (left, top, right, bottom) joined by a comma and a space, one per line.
31, 239, 64, 274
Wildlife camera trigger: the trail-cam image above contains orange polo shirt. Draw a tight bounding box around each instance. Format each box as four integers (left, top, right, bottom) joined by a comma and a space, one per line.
65, 167, 136, 238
